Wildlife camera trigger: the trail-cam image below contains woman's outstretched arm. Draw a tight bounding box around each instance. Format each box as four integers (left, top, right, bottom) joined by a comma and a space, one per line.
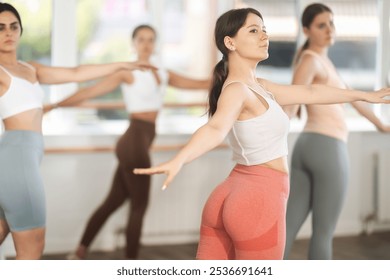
44, 70, 131, 111
260, 78, 390, 106
30, 61, 156, 84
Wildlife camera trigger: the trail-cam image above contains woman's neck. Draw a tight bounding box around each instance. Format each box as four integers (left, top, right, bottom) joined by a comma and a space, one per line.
136, 54, 151, 63
0, 52, 18, 65
307, 46, 329, 57
227, 58, 258, 85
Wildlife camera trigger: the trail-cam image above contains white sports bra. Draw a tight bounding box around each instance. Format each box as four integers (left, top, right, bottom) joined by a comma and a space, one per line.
121, 68, 169, 113
0, 61, 44, 120
226, 81, 290, 165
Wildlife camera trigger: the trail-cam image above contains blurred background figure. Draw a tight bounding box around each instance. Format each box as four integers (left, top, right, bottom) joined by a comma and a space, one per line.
283, 2, 390, 260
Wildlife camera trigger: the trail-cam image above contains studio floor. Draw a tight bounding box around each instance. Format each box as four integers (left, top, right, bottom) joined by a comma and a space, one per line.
35, 231, 390, 260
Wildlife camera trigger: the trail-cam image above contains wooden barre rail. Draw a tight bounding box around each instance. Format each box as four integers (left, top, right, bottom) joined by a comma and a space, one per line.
73, 101, 207, 109
45, 143, 229, 154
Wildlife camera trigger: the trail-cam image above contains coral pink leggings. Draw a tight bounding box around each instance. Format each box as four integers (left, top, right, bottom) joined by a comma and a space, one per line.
197, 164, 289, 260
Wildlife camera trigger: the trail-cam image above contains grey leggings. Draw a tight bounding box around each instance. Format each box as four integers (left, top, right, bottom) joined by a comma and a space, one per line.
284, 132, 349, 259
0, 130, 45, 231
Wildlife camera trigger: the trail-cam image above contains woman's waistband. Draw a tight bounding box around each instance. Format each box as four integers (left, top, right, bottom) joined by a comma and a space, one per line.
231, 163, 289, 178
0, 130, 44, 148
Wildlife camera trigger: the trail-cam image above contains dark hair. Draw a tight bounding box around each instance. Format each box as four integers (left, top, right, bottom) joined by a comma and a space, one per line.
293, 3, 332, 65
208, 8, 263, 117
0, 2, 23, 35
131, 24, 156, 39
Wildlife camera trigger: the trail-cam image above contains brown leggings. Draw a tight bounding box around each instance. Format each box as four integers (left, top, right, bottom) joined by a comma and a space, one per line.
79, 118, 155, 259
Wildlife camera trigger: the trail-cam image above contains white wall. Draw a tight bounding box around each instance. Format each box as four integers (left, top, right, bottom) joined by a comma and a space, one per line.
2, 127, 390, 257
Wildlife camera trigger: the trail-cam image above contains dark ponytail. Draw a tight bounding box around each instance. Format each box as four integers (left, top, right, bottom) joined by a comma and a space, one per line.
208, 58, 228, 117
208, 8, 262, 117
292, 40, 310, 66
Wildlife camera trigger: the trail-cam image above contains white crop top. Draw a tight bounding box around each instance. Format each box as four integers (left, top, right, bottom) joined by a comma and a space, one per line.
226, 82, 290, 165
121, 68, 169, 113
0, 61, 44, 120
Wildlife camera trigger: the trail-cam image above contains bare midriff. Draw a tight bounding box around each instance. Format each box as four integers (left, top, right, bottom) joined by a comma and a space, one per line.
3, 109, 43, 133
130, 111, 159, 123
304, 103, 348, 142
259, 156, 289, 174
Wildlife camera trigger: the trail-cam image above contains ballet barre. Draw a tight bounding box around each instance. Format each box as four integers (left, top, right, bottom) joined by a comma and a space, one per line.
44, 143, 228, 154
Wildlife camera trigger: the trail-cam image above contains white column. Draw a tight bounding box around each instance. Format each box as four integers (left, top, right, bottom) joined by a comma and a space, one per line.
376, 0, 390, 89
51, 0, 77, 99
45, 0, 78, 131
0, 246, 4, 260
375, 0, 390, 118
149, 0, 163, 60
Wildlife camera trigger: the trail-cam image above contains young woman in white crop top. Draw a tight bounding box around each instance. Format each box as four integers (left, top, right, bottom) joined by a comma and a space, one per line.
0, 3, 152, 260
283, 3, 390, 260
134, 8, 390, 260
45, 24, 210, 260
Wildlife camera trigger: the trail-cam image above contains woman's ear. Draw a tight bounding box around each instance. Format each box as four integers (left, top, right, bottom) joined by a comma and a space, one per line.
223, 36, 236, 51
302, 27, 310, 37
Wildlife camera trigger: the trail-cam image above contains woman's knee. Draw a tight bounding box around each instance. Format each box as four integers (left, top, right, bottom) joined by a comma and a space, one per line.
12, 227, 45, 260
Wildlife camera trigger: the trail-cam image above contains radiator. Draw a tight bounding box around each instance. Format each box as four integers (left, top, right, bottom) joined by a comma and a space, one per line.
0, 246, 4, 260
376, 152, 390, 222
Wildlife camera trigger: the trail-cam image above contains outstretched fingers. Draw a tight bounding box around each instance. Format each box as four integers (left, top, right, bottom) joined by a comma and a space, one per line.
133, 166, 172, 190
379, 88, 390, 101
133, 166, 166, 175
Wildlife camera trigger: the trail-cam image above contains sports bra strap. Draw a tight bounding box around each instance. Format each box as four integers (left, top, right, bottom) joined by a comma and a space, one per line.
222, 80, 243, 91
0, 61, 36, 78
18, 60, 36, 71
0, 64, 12, 77
222, 80, 275, 100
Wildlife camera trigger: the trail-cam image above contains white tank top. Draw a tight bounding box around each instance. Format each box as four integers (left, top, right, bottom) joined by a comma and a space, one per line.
0, 61, 44, 120
121, 68, 169, 113
226, 82, 290, 165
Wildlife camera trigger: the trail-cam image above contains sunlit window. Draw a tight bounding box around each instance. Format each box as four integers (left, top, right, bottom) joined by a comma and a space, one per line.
75, 0, 211, 124
237, 0, 379, 122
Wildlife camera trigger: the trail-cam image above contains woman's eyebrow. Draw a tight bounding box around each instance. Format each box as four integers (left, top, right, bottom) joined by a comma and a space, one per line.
0, 21, 19, 26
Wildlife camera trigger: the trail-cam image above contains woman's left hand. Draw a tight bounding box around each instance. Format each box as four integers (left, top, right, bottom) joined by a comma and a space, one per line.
133, 159, 183, 190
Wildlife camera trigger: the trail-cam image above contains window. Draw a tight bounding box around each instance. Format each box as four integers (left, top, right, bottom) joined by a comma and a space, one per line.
75, 0, 212, 126
324, 0, 378, 120
237, 0, 380, 124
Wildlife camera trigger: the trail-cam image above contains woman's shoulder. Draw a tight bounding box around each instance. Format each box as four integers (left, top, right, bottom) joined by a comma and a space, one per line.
295, 51, 327, 77
299, 50, 328, 67
221, 81, 251, 100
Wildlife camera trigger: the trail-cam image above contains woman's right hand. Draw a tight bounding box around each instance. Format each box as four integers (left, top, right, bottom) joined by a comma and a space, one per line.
366, 88, 390, 104
133, 159, 183, 190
